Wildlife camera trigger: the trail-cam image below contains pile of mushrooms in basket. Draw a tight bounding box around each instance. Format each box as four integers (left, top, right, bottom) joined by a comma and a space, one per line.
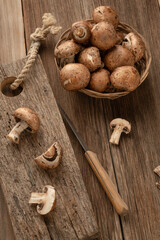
54, 5, 151, 99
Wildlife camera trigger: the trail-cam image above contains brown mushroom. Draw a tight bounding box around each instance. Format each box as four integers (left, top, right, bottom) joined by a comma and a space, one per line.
110, 66, 140, 91
92, 6, 119, 29
91, 21, 117, 50
104, 45, 135, 71
7, 107, 40, 144
154, 166, 160, 177
89, 69, 110, 92
54, 39, 81, 59
70, 21, 92, 44
78, 46, 102, 72
116, 31, 125, 44
35, 142, 63, 170
29, 185, 56, 215
122, 32, 145, 62
110, 118, 131, 145
60, 63, 90, 91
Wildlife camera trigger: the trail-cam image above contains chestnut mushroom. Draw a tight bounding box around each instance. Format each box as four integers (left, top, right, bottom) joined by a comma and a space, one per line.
60, 63, 90, 90
7, 107, 40, 144
110, 66, 140, 91
92, 6, 119, 29
78, 46, 102, 72
89, 69, 110, 92
29, 185, 56, 215
116, 31, 125, 44
70, 21, 92, 44
104, 45, 135, 71
154, 166, 160, 177
54, 39, 82, 64
91, 21, 117, 50
35, 142, 63, 170
122, 32, 145, 62
110, 118, 131, 145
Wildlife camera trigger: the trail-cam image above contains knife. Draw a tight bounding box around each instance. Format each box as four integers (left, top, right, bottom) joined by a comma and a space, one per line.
59, 105, 128, 216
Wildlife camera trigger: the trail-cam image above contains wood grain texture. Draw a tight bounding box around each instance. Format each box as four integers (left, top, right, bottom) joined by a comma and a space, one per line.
0, 56, 98, 239
0, 0, 26, 64
0, 1, 26, 239
22, 0, 160, 239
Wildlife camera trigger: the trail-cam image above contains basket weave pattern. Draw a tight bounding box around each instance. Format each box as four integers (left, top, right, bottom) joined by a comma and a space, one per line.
55, 21, 151, 99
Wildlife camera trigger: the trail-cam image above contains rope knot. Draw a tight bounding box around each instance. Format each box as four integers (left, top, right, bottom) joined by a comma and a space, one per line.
30, 28, 47, 41
30, 13, 62, 42
10, 13, 61, 90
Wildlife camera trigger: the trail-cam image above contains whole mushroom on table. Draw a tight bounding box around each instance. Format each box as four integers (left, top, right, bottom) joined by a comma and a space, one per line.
7, 107, 40, 144
54, 5, 146, 94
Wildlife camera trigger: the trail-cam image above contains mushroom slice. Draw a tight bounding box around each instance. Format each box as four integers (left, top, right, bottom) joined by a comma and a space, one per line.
29, 185, 56, 215
122, 32, 145, 62
110, 118, 131, 145
35, 142, 63, 170
7, 107, 40, 144
154, 166, 160, 177
54, 39, 81, 59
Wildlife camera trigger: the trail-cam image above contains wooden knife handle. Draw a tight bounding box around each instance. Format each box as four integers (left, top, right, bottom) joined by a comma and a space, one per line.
85, 151, 128, 216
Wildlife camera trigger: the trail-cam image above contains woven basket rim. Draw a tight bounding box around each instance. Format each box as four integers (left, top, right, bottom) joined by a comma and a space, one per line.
55, 20, 152, 99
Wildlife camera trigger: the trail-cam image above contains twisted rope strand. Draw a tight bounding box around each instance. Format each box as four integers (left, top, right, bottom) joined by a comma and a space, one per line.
10, 13, 61, 90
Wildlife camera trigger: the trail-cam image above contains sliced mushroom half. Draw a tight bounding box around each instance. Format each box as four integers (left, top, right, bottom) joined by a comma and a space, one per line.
29, 185, 56, 215
35, 142, 63, 170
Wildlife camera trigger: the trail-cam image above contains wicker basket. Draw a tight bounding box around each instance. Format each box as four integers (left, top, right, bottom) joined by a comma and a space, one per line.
55, 21, 152, 99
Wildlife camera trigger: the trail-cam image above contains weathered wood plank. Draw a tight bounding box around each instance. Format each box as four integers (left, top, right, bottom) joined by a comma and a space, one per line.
0, 56, 98, 239
22, 0, 160, 239
0, 1, 26, 239
0, 0, 26, 64
22, 1, 123, 240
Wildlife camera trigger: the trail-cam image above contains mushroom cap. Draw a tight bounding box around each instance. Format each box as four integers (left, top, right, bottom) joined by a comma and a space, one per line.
91, 21, 117, 51
72, 20, 93, 30
71, 21, 92, 44
122, 32, 145, 62
78, 46, 102, 72
14, 107, 40, 133
110, 118, 131, 133
116, 31, 125, 44
37, 185, 56, 215
92, 6, 119, 29
60, 63, 90, 91
104, 45, 135, 71
110, 66, 140, 91
54, 39, 81, 58
35, 142, 63, 170
89, 69, 110, 92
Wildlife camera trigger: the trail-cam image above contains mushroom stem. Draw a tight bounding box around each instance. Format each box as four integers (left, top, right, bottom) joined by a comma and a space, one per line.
29, 192, 46, 204
110, 125, 123, 145
75, 27, 85, 38
7, 121, 28, 144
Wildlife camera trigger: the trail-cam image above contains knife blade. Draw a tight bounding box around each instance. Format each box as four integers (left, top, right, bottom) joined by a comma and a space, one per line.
58, 104, 128, 216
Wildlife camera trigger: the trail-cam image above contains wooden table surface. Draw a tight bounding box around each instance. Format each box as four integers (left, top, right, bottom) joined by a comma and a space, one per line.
0, 0, 160, 239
